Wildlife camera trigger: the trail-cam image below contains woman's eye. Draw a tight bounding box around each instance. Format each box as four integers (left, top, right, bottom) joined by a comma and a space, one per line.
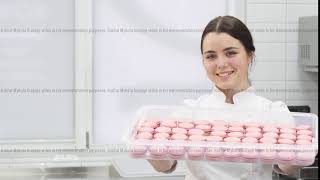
206, 54, 216, 60
226, 51, 237, 57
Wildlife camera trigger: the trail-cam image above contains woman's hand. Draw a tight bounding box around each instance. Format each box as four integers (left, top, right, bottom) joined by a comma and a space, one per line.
277, 164, 302, 177
147, 159, 177, 173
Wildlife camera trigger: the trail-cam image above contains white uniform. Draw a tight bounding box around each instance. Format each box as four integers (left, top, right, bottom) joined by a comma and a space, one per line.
180, 86, 292, 180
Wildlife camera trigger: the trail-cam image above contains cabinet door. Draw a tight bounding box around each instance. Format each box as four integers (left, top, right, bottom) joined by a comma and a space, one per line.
0, 0, 75, 140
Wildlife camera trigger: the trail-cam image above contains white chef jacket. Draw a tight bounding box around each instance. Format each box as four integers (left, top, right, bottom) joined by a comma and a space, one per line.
179, 85, 293, 180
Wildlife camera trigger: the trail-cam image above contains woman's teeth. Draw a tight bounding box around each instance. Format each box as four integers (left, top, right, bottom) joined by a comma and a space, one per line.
217, 71, 233, 77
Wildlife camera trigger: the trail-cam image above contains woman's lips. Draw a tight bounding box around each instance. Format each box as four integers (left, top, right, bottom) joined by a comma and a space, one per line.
216, 71, 234, 78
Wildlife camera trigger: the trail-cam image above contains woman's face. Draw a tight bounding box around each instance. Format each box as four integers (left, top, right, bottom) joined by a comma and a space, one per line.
202, 32, 252, 91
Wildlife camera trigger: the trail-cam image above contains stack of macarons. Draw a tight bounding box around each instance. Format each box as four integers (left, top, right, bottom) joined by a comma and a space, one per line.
135, 120, 313, 145
131, 119, 315, 164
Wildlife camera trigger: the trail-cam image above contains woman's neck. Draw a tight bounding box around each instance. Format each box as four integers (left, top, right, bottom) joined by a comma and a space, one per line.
217, 81, 251, 104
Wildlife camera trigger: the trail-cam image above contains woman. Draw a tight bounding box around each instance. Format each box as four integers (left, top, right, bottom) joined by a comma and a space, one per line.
148, 16, 301, 180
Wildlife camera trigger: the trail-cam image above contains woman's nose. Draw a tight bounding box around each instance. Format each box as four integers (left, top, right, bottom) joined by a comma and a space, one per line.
216, 57, 227, 69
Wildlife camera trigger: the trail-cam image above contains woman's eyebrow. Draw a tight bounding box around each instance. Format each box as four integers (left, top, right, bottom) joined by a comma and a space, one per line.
223, 47, 238, 51
203, 50, 216, 54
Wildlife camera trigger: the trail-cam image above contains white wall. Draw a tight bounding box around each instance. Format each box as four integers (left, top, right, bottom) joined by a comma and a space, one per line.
246, 0, 318, 114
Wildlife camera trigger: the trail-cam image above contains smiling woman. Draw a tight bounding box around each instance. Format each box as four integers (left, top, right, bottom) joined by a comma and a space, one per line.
201, 16, 255, 104
148, 16, 302, 180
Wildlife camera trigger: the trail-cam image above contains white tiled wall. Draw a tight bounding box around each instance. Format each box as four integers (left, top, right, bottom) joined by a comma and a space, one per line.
246, 0, 318, 114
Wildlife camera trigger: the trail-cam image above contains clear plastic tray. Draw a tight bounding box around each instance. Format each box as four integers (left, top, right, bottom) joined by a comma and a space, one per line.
123, 105, 318, 165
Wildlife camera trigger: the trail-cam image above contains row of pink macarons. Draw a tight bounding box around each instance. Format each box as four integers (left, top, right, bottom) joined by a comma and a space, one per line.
140, 119, 312, 130
135, 131, 313, 145
138, 125, 313, 137
131, 145, 315, 164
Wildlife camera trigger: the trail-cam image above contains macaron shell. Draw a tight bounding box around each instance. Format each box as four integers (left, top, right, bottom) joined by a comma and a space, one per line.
189, 135, 206, 141
297, 130, 313, 136
171, 133, 188, 140
168, 146, 186, 156
153, 132, 170, 139
245, 127, 261, 132
206, 136, 223, 142
178, 122, 194, 129
259, 137, 277, 144
205, 148, 224, 158
228, 126, 245, 132
172, 127, 188, 134
277, 151, 295, 161
161, 120, 177, 128
212, 126, 228, 131
245, 132, 262, 138
155, 126, 171, 133
136, 132, 153, 140
297, 135, 313, 141
138, 127, 154, 133
280, 128, 296, 134
227, 132, 244, 138
224, 137, 241, 143
296, 139, 312, 145
279, 133, 296, 140
211, 131, 227, 137
242, 137, 258, 143
188, 128, 205, 135
194, 120, 211, 125
263, 132, 279, 139
195, 124, 212, 132
278, 138, 295, 145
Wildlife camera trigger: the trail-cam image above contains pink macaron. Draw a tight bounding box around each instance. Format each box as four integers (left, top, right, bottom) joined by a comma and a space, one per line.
241, 149, 259, 159
130, 145, 147, 156
153, 132, 170, 140
194, 120, 211, 125
229, 122, 244, 127
168, 146, 186, 158
279, 133, 296, 140
138, 127, 155, 133
262, 126, 279, 133
205, 148, 224, 158
297, 130, 313, 136
296, 152, 315, 161
195, 124, 212, 132
260, 150, 277, 160
171, 133, 188, 141
242, 137, 258, 143
135, 132, 153, 140
206, 136, 223, 142
246, 127, 261, 132
280, 128, 296, 134
141, 121, 159, 128
227, 132, 244, 138
245, 132, 262, 139
212, 126, 228, 132
211, 131, 227, 137
263, 132, 279, 139
277, 151, 295, 161
224, 149, 241, 158
278, 138, 295, 145
149, 146, 168, 157
172, 127, 188, 134
259, 137, 277, 144
189, 135, 206, 141
228, 126, 245, 132
224, 137, 241, 143
161, 120, 177, 128
188, 129, 205, 136
296, 139, 312, 145
178, 122, 194, 130
155, 126, 171, 133
297, 135, 313, 141
187, 147, 204, 159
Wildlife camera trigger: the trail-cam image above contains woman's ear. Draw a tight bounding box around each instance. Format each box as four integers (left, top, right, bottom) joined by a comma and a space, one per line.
248, 52, 255, 64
